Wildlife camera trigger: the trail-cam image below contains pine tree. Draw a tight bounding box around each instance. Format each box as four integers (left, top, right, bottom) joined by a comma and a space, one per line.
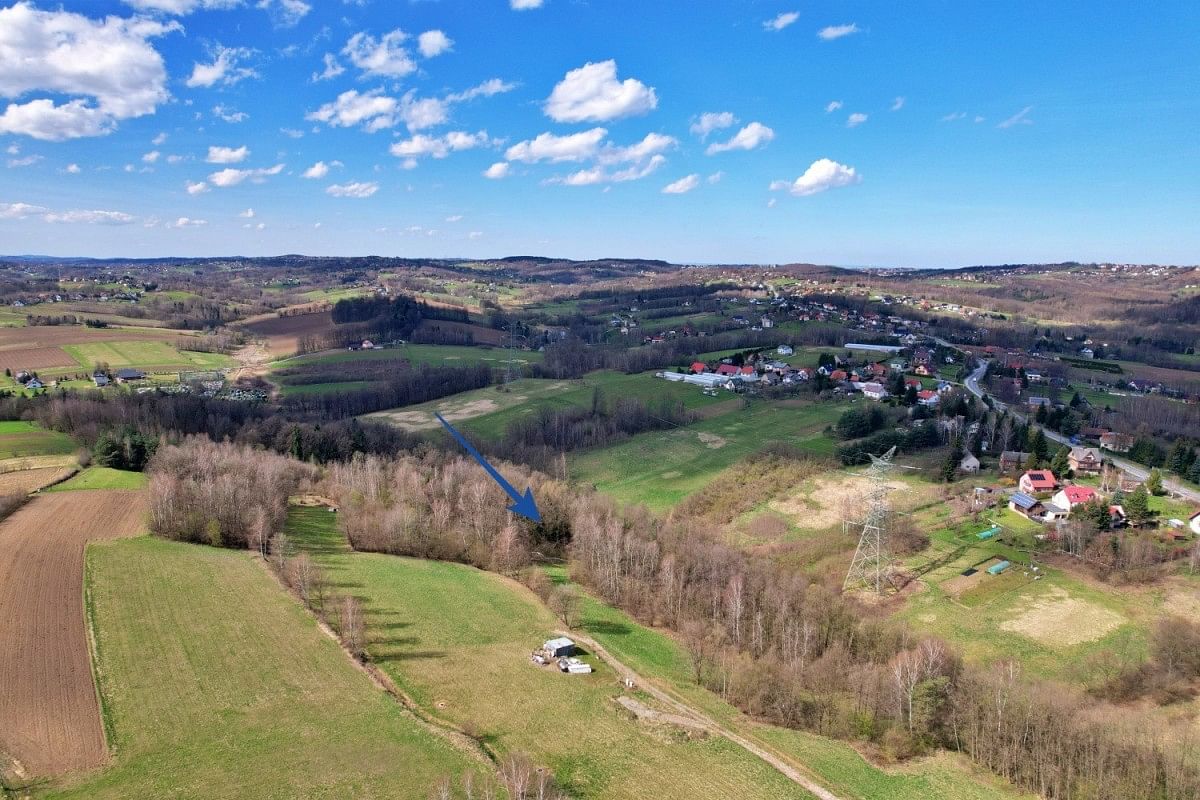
1167, 439, 1195, 475
1050, 446, 1071, 479
1124, 485, 1151, 526
942, 438, 964, 482
1145, 468, 1165, 496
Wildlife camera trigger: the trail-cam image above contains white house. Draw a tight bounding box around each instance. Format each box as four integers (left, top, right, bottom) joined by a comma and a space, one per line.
959, 452, 981, 473
776, 344, 794, 356
860, 382, 889, 401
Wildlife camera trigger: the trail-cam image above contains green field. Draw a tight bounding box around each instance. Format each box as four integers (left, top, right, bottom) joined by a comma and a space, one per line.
544, 567, 1034, 800
0, 420, 76, 460
368, 371, 731, 438
61, 341, 231, 373
49, 535, 474, 800
286, 508, 814, 800
279, 343, 543, 369
569, 399, 846, 510
47, 467, 147, 492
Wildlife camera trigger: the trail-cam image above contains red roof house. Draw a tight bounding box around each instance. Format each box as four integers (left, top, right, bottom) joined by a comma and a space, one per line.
829, 369, 848, 382
691, 361, 707, 374
715, 363, 740, 376
1055, 485, 1098, 508
740, 365, 756, 376
1019, 470, 1058, 494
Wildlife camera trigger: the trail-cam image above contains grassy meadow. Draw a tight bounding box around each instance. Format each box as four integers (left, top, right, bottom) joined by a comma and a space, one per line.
48, 535, 474, 800
0, 421, 76, 460
47, 467, 148, 492
285, 507, 815, 800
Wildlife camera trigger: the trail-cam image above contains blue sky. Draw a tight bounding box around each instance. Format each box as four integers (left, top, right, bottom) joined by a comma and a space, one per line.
1, 0, 1197, 267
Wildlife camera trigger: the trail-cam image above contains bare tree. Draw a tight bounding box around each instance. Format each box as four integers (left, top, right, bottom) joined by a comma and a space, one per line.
547, 585, 581, 629
339, 596, 366, 661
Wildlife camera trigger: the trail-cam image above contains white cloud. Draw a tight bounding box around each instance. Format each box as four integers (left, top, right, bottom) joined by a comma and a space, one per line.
255, 0, 311, 27
998, 105, 1034, 129
152, 132, 168, 145
303, 160, 341, 178
662, 174, 700, 194
206, 145, 249, 164
764, 11, 799, 32
313, 53, 345, 82
213, 104, 248, 123
468, 230, 483, 239
598, 132, 676, 165
0, 3, 178, 141
417, 30, 453, 58
706, 122, 774, 155
185, 180, 209, 194
446, 78, 517, 103
767, 197, 777, 208
483, 161, 509, 179
389, 130, 492, 161
511, 0, 543, 9
770, 158, 861, 196
344, 29, 416, 78
64, 163, 81, 174
891, 96, 905, 111
307, 88, 398, 131
124, 1, 239, 13
5, 144, 18, 155
690, 111, 736, 140
397, 92, 449, 131
281, 127, 304, 138
974, 115, 985, 124
239, 208, 255, 217
707, 171, 723, 184
0, 201, 47, 219
825, 100, 843, 114
506, 128, 607, 163
187, 46, 256, 89
941, 111, 967, 122
142, 150, 161, 163
847, 113, 868, 128
326, 181, 378, 198
166, 154, 185, 164
45, 208, 135, 225
544, 60, 657, 123
7, 154, 42, 168
553, 154, 665, 186
445, 214, 463, 222
818, 23, 860, 41
168, 216, 206, 227
207, 163, 283, 187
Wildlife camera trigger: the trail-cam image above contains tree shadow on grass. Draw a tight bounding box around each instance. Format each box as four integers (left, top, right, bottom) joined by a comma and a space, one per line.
581, 620, 631, 637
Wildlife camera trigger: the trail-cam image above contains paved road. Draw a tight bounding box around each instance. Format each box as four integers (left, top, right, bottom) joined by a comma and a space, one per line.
959, 357, 1200, 504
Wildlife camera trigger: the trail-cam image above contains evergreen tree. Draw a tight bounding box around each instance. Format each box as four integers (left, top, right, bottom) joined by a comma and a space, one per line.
1050, 446, 1071, 479
904, 384, 918, 406
1027, 428, 1049, 465
942, 438, 964, 482
1167, 438, 1195, 475
1146, 468, 1165, 496
1124, 485, 1152, 526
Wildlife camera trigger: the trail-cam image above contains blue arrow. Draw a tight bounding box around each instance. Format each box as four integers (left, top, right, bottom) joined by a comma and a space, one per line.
433, 412, 541, 523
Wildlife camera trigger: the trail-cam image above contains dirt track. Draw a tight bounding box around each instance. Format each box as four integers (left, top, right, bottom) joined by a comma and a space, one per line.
0, 491, 147, 779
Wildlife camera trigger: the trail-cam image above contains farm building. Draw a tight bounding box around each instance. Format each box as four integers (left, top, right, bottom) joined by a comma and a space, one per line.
846, 343, 903, 354
116, 368, 146, 383
543, 637, 576, 658
959, 453, 981, 474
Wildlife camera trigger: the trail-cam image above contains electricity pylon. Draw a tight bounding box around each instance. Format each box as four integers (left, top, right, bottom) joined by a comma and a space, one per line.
843, 446, 901, 595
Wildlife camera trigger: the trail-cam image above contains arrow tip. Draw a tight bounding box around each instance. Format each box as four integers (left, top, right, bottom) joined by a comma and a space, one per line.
508, 487, 541, 523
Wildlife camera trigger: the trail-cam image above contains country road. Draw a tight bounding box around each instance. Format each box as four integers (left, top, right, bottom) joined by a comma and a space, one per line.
565, 630, 841, 800
959, 358, 1200, 504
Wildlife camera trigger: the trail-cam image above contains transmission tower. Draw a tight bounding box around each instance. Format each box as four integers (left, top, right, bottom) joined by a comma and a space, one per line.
843, 446, 901, 595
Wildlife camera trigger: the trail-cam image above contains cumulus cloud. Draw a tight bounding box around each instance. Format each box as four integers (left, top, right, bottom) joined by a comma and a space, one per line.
389, 130, 492, 161
998, 105, 1034, 128
302, 160, 341, 178
511, 0, 543, 9
307, 88, 398, 132
344, 29, 416, 78
690, 111, 736, 140
124, 0, 239, 12
662, 174, 700, 194
0, 201, 47, 219
941, 111, 967, 122
256, 0, 311, 27
168, 216, 206, 227
186, 46, 257, 88
544, 60, 657, 123
770, 158, 861, 196
185, 180, 209, 194
45, 208, 134, 225
152, 132, 168, 145
7, 154, 42, 168
483, 161, 509, 179
847, 112, 868, 128
825, 100, 843, 114
312, 53, 345, 82
891, 96, 905, 111
0, 3, 178, 141
764, 11, 799, 31
142, 150, 161, 163
207, 163, 283, 187
506, 128, 607, 163
239, 208, 255, 217
446, 78, 517, 103
818, 23, 860, 40
597, 132, 675, 165
64, 163, 81, 174
206, 145, 249, 164
326, 181, 378, 198
553, 154, 665, 187
213, 104, 248, 123
706, 122, 774, 155
417, 30, 452, 58
707, 171, 723, 184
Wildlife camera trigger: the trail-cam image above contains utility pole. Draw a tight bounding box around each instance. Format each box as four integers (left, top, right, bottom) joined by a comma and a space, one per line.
844, 446, 901, 594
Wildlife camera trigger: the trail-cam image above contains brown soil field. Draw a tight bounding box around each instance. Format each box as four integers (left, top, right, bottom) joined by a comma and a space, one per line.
241, 311, 334, 356
999, 587, 1124, 646
0, 490, 147, 779
0, 326, 186, 375
0, 466, 74, 495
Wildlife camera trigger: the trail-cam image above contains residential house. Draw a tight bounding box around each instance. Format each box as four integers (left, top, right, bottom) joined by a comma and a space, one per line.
914, 364, 933, 376
1008, 492, 1045, 519
715, 364, 740, 377
25, 378, 43, 390
959, 452, 981, 474
1027, 396, 1051, 411
776, 344, 794, 356
1100, 432, 1134, 453
1079, 347, 1095, 359
116, 368, 146, 383
829, 369, 848, 382
860, 382, 889, 401
999, 451, 1031, 474
1026, 371, 1044, 383
1068, 447, 1102, 474
917, 389, 940, 406
1019, 470, 1058, 494
904, 378, 922, 390
690, 361, 707, 374
92, 373, 110, 387
1053, 485, 1098, 512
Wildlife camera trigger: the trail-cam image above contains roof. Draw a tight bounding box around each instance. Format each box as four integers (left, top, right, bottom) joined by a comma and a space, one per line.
1010, 492, 1040, 510
1022, 470, 1057, 490
544, 637, 575, 650
829, 369, 848, 380
1061, 485, 1097, 505
715, 364, 739, 375
1070, 447, 1100, 460
917, 389, 938, 400
1001, 450, 1030, 461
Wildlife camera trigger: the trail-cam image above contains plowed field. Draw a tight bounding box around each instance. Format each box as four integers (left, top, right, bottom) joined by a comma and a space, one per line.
0, 491, 147, 778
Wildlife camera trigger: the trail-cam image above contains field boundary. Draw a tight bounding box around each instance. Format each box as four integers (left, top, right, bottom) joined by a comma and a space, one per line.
82, 547, 117, 761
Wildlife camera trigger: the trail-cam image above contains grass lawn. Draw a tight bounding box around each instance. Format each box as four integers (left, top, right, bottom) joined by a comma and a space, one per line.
47, 467, 147, 492
61, 341, 232, 373
286, 508, 813, 800
540, 567, 1034, 800
0, 420, 76, 460
280, 343, 543, 369
569, 398, 846, 510
48, 535, 474, 800
278, 379, 376, 396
